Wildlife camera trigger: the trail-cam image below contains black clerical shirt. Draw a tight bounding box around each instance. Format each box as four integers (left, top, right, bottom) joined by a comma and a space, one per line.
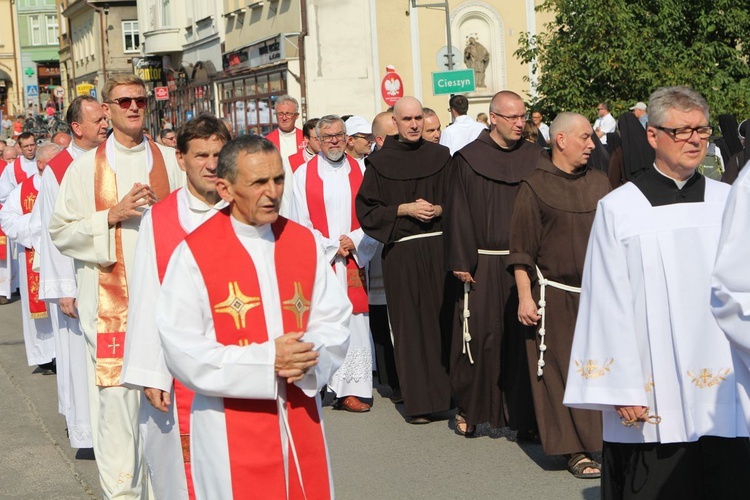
632, 165, 705, 206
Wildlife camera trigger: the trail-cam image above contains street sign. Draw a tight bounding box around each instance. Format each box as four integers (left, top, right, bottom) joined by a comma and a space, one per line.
431, 69, 475, 95
154, 86, 169, 101
89, 88, 97, 99
54, 86, 65, 98
26, 85, 38, 98
435, 46, 461, 70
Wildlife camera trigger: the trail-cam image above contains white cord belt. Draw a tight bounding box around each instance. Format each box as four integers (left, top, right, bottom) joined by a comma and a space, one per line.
395, 231, 443, 243
461, 249, 510, 364
535, 266, 581, 376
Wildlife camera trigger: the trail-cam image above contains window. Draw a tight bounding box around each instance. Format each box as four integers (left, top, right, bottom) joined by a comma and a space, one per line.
122, 21, 140, 53
161, 0, 171, 27
29, 16, 42, 46
45, 15, 58, 45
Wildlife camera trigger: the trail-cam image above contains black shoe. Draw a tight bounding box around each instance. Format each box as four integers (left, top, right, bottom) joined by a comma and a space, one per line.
38, 361, 56, 375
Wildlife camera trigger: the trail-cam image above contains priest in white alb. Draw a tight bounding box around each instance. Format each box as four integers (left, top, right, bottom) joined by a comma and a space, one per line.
564, 86, 750, 498
30, 95, 108, 448
157, 134, 350, 499
292, 115, 378, 413
120, 115, 231, 500
49, 74, 184, 498
0, 142, 61, 370
0, 131, 37, 202
264, 95, 304, 217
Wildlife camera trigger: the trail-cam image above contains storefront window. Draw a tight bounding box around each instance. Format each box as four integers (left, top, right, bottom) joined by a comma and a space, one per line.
218, 67, 287, 138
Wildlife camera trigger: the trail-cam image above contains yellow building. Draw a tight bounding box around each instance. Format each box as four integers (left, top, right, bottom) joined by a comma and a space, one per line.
0, 0, 23, 118
214, 0, 553, 133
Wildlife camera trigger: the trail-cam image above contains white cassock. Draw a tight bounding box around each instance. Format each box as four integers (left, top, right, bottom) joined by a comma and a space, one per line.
0, 174, 56, 366
49, 137, 184, 499
279, 129, 300, 218
711, 164, 750, 433
0, 155, 36, 202
121, 187, 225, 500
157, 217, 351, 499
291, 154, 379, 399
29, 142, 93, 448
564, 177, 748, 443
0, 157, 36, 298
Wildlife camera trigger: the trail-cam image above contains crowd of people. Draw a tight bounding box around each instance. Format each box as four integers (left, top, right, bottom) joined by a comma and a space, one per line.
2, 72, 750, 499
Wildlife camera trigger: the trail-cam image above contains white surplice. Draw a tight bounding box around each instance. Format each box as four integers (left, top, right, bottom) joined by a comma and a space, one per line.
0, 155, 36, 203
157, 216, 351, 499
121, 187, 225, 500
291, 154, 378, 399
0, 174, 56, 365
29, 142, 93, 447
711, 163, 750, 433
564, 178, 749, 444
48, 136, 184, 499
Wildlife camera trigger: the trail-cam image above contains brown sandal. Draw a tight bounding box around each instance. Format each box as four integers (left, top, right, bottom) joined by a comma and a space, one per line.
567, 453, 601, 479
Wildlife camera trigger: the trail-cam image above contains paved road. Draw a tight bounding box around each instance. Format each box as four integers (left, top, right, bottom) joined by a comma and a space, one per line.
0, 297, 599, 499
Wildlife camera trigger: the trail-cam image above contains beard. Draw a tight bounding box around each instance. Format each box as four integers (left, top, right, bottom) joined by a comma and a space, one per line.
325, 149, 345, 162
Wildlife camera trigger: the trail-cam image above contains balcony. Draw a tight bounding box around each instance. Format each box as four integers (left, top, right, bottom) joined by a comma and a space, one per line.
142, 27, 183, 54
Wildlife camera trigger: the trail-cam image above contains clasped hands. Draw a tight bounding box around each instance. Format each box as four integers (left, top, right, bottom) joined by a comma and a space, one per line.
402, 198, 441, 223
107, 182, 158, 226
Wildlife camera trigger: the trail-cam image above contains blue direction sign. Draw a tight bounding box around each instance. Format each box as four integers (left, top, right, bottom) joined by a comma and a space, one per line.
26, 85, 38, 98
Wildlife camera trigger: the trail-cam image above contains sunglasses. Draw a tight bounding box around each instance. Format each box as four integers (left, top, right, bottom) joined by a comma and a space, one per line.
107, 96, 148, 110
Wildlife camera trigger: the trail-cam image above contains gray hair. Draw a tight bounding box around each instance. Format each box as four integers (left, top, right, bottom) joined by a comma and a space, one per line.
549, 112, 588, 141
423, 108, 438, 118
216, 135, 279, 183
315, 115, 345, 137
274, 94, 299, 112
648, 86, 709, 127
37, 141, 64, 162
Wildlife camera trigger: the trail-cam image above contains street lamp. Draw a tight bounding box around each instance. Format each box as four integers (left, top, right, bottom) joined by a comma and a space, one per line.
409, 0, 454, 70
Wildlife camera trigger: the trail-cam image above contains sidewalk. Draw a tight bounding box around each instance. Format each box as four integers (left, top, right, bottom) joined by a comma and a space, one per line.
0, 298, 97, 499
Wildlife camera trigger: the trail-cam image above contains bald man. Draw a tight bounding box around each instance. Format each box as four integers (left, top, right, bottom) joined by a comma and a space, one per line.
356, 96, 453, 424
508, 112, 610, 478
372, 111, 397, 150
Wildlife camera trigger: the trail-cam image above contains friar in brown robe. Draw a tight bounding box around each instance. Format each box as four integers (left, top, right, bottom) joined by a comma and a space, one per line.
507, 112, 610, 476
356, 96, 453, 422
444, 91, 539, 436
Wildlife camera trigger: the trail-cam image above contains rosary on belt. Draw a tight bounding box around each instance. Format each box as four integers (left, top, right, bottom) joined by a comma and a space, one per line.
620, 407, 662, 429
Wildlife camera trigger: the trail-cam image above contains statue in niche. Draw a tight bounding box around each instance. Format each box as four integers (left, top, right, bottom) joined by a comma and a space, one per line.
464, 36, 490, 88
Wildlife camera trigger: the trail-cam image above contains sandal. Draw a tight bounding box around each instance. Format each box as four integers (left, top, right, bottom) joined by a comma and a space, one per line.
454, 413, 476, 437
567, 453, 601, 479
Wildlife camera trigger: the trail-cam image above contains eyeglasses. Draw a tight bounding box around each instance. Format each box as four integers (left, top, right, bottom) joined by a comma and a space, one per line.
106, 96, 148, 110
352, 134, 374, 142
276, 112, 298, 119
490, 111, 527, 123
597, 107, 606, 111
652, 125, 713, 141
320, 133, 346, 143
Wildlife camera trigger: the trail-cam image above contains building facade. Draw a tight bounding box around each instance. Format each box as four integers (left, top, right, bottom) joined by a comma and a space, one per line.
0, 0, 23, 118
16, 0, 60, 113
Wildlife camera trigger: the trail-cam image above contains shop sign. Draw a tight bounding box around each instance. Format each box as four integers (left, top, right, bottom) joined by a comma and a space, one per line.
154, 86, 169, 101
133, 57, 164, 83
222, 35, 286, 73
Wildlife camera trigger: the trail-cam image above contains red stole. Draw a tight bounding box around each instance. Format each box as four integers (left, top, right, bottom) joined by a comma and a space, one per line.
14, 157, 28, 185
265, 127, 305, 152
288, 149, 308, 173
150, 188, 196, 500
48, 149, 74, 185
305, 155, 368, 314
93, 139, 170, 387
20, 178, 47, 319
187, 211, 330, 500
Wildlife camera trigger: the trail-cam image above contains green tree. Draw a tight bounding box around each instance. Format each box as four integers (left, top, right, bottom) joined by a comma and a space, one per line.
516, 0, 750, 124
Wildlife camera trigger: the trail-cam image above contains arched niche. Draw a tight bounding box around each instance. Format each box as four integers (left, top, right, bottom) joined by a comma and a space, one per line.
451, 2, 505, 96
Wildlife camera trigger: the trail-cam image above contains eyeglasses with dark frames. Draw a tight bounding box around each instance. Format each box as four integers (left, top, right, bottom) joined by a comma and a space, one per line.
106, 96, 148, 110
490, 111, 527, 123
652, 125, 713, 141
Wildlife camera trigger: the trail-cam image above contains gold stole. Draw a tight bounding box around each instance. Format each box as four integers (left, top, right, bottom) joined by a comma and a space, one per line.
93, 139, 170, 386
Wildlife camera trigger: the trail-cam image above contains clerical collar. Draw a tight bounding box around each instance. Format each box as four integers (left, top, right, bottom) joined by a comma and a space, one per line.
113, 136, 146, 152
68, 141, 88, 159
279, 129, 297, 138
230, 214, 274, 241
319, 153, 346, 168
185, 186, 224, 213
632, 164, 704, 207
653, 162, 694, 189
